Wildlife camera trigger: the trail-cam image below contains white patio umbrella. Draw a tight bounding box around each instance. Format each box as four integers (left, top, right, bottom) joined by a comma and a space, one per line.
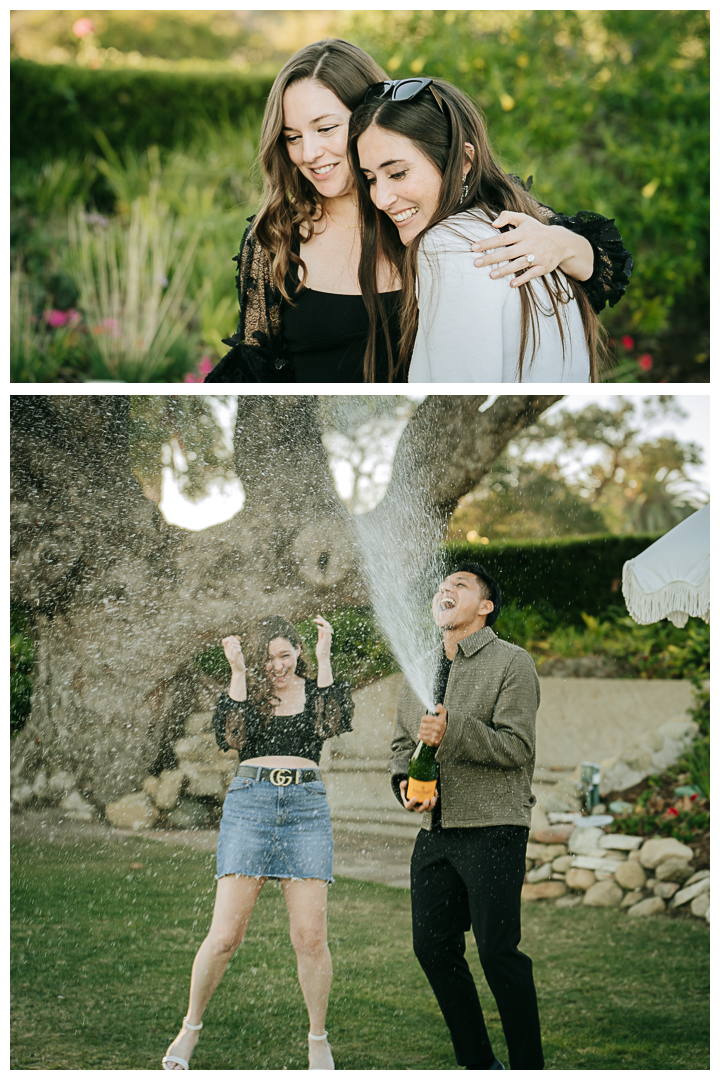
622, 503, 710, 627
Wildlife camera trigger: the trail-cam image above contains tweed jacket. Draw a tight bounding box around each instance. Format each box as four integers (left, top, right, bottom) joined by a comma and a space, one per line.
390, 626, 540, 830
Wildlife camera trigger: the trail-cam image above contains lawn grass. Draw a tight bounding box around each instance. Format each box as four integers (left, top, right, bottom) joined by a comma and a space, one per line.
11, 836, 709, 1070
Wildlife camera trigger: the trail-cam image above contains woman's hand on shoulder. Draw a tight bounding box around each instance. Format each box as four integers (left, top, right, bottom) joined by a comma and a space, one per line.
222, 635, 246, 675
471, 210, 588, 287
314, 615, 334, 667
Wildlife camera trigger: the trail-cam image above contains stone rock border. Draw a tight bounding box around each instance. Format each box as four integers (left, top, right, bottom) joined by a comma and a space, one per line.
523, 811, 709, 923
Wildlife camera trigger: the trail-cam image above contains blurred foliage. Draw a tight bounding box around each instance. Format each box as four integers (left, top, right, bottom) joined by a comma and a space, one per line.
442, 533, 662, 624
10, 10, 709, 380
450, 398, 706, 541
10, 120, 260, 382
345, 9, 709, 380
10, 10, 338, 72
129, 397, 236, 503
295, 607, 399, 687
608, 690, 710, 841
67, 192, 207, 382
10, 58, 271, 163
530, 609, 710, 680
11, 607, 34, 735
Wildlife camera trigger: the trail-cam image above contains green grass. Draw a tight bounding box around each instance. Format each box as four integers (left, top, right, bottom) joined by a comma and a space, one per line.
11, 837, 709, 1069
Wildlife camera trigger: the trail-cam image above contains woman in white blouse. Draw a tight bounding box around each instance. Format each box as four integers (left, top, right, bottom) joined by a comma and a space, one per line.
350, 77, 603, 382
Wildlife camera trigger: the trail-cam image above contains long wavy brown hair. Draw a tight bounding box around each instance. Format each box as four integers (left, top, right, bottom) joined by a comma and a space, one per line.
253, 38, 387, 303
348, 79, 605, 382
243, 616, 310, 723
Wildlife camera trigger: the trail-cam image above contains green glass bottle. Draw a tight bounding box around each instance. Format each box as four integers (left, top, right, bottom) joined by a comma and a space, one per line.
407, 739, 438, 803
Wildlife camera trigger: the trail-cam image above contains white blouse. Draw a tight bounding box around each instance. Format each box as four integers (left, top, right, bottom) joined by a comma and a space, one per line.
408, 211, 591, 383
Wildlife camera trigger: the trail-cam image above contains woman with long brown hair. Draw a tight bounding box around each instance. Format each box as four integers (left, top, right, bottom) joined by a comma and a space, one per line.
204, 38, 631, 383
162, 615, 353, 1071
351, 78, 603, 381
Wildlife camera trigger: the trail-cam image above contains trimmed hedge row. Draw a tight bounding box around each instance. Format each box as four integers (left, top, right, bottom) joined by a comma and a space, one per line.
441, 533, 663, 623
11, 59, 273, 161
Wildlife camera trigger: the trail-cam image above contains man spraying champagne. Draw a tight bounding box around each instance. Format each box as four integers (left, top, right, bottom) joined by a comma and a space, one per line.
391, 562, 543, 1071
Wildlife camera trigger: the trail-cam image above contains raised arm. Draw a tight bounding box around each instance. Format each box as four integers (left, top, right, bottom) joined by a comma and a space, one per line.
472, 202, 633, 314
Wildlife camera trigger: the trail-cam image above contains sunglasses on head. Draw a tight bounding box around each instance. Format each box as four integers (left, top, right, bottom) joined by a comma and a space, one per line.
364, 77, 445, 115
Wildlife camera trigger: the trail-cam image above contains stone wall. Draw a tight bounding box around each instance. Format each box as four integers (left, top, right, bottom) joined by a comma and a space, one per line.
522, 813, 709, 923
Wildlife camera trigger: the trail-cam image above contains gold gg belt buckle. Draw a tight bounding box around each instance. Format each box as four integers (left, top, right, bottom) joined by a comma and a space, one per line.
269, 768, 294, 787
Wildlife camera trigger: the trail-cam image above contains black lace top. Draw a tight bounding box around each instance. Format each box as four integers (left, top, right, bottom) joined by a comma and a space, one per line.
212, 679, 354, 764
205, 189, 633, 385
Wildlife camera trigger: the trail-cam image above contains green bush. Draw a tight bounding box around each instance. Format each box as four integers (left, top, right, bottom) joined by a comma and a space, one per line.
11, 59, 272, 162
442, 533, 662, 623
534, 609, 709, 680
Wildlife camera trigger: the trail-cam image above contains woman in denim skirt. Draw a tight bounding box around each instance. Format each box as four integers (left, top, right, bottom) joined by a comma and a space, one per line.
163, 615, 354, 1071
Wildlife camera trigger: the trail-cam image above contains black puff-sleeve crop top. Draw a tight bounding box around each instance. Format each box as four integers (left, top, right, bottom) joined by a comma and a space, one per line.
212, 679, 354, 764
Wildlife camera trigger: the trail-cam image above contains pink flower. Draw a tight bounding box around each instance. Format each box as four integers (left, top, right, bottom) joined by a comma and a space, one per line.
101, 317, 121, 339
621, 335, 634, 350
45, 309, 71, 328
638, 353, 653, 371
73, 18, 94, 38
183, 373, 202, 383
198, 356, 214, 375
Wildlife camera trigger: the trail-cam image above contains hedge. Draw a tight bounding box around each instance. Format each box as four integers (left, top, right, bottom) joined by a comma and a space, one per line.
441, 533, 663, 623
10, 59, 273, 162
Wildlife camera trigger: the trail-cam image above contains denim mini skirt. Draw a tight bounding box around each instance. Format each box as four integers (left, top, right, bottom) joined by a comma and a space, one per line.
216, 776, 334, 883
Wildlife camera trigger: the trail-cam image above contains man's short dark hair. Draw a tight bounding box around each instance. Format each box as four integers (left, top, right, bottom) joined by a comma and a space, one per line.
452, 562, 502, 627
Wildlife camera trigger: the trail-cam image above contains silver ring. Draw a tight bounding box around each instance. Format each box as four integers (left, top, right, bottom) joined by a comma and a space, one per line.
526, 253, 536, 264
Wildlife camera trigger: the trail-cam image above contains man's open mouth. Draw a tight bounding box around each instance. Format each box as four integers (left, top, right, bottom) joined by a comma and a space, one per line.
439, 597, 456, 611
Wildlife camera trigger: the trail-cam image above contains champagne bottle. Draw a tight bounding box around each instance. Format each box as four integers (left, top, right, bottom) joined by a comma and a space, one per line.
406, 739, 438, 803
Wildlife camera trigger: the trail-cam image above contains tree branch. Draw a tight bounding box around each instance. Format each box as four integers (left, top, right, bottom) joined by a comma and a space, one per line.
382, 395, 564, 522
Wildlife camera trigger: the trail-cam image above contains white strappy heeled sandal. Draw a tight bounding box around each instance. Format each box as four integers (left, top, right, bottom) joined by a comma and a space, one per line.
308, 1030, 334, 1071
162, 1017, 203, 1070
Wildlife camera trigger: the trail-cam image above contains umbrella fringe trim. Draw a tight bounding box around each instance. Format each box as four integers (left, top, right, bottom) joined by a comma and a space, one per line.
622, 561, 710, 626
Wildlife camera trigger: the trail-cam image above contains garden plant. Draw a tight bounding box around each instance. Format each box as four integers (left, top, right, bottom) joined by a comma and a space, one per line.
10, 10, 708, 381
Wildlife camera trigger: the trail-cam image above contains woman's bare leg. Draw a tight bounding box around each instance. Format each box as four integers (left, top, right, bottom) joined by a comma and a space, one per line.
282, 878, 334, 1069
163, 874, 265, 1069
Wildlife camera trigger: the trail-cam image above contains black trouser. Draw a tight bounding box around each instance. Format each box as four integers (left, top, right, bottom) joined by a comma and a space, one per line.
411, 824, 544, 1070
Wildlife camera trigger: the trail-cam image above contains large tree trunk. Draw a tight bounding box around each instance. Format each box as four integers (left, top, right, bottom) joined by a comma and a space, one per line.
10, 393, 561, 808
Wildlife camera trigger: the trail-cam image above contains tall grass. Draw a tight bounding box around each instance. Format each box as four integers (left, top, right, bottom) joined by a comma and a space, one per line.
68, 191, 207, 381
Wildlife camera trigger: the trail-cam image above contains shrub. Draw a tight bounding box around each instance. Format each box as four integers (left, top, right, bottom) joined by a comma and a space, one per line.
442, 533, 663, 623
67, 193, 207, 381
533, 609, 709, 680
11, 59, 272, 162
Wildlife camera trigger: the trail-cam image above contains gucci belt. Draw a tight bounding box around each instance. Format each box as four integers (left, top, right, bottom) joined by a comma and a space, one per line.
234, 764, 322, 786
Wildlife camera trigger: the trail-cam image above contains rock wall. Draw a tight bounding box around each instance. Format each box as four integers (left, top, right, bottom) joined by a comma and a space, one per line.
522, 813, 709, 923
